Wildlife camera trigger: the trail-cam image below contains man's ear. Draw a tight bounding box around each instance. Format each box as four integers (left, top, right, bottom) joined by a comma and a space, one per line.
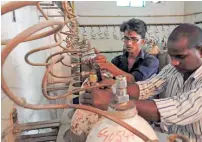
140, 39, 146, 45
197, 46, 202, 57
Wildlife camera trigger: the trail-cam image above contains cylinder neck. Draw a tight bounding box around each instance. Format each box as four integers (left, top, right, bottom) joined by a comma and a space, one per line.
112, 75, 129, 104
108, 100, 137, 119
108, 75, 137, 119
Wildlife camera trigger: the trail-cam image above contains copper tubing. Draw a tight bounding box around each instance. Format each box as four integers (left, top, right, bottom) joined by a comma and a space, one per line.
2, 48, 153, 141
54, 33, 67, 50
63, 2, 77, 18
1, 21, 63, 46
2, 39, 13, 45
42, 60, 113, 100
36, 3, 67, 51
1, 27, 63, 45
1, 2, 159, 142
24, 33, 63, 66
47, 80, 71, 85
61, 60, 82, 67
62, 1, 80, 49
45, 50, 81, 78
1, 1, 39, 15
36, 3, 49, 21
1, 2, 64, 46
1, 20, 64, 106
37, 2, 79, 50
46, 81, 70, 92
47, 86, 69, 92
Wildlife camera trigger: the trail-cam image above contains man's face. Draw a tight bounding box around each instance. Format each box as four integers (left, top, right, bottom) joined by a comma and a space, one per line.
168, 38, 202, 73
122, 31, 144, 53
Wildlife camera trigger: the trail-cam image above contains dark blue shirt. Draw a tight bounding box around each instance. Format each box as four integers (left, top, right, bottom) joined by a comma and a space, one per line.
111, 50, 159, 81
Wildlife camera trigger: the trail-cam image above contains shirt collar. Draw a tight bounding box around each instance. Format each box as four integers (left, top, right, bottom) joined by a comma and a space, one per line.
122, 49, 145, 60
190, 64, 202, 79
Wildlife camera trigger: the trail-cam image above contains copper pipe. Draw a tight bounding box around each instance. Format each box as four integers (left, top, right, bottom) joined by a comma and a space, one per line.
1, 20, 63, 46
42, 60, 113, 100
37, 2, 82, 72
1, 20, 64, 106
61, 60, 82, 67
46, 81, 70, 92
1, 2, 159, 142
37, 2, 67, 51
1, 2, 64, 46
63, 2, 77, 18
2, 49, 153, 141
37, 2, 78, 51
2, 58, 156, 142
45, 50, 86, 65
54, 33, 67, 50
1, 1, 39, 15
62, 1, 80, 48
47, 86, 69, 92
47, 80, 71, 85
24, 33, 63, 66
45, 50, 81, 78
1, 27, 63, 45
36, 2, 49, 21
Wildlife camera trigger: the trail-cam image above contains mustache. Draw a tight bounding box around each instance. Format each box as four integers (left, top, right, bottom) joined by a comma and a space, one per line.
124, 46, 132, 48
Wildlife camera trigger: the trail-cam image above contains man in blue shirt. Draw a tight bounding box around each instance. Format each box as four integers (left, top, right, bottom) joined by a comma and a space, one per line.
94, 18, 159, 83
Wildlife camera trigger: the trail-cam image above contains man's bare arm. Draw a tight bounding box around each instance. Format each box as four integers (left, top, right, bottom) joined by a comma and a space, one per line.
134, 100, 160, 121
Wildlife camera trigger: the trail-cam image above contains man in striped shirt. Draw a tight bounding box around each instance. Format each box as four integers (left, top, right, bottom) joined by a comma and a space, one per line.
81, 24, 202, 141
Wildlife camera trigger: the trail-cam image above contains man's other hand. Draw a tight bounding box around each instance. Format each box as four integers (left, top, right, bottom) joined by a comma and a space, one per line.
80, 88, 112, 110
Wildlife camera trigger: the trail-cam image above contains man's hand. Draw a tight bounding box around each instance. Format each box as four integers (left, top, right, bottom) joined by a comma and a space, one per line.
80, 88, 112, 110
98, 62, 119, 73
99, 78, 116, 86
95, 54, 107, 63
99, 62, 136, 84
83, 48, 108, 64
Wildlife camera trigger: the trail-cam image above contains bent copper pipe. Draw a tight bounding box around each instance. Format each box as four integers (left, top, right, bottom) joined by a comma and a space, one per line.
45, 51, 81, 78
54, 33, 67, 50
62, 1, 80, 49
44, 49, 92, 78
42, 60, 113, 100
46, 80, 71, 92
1, 20, 64, 106
47, 80, 71, 85
1, 1, 39, 15
1, 27, 63, 45
24, 33, 63, 66
3, 51, 155, 142
1, 2, 65, 45
2, 40, 153, 142
47, 86, 69, 92
36, 3, 67, 50
1, 2, 158, 142
37, 2, 79, 51
60, 60, 82, 67
1, 21, 63, 46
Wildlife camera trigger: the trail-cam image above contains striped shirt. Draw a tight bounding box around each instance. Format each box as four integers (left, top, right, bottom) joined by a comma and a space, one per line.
137, 64, 202, 142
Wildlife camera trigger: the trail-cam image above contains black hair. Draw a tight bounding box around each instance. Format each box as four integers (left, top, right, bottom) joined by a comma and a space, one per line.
120, 18, 147, 39
168, 23, 202, 52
